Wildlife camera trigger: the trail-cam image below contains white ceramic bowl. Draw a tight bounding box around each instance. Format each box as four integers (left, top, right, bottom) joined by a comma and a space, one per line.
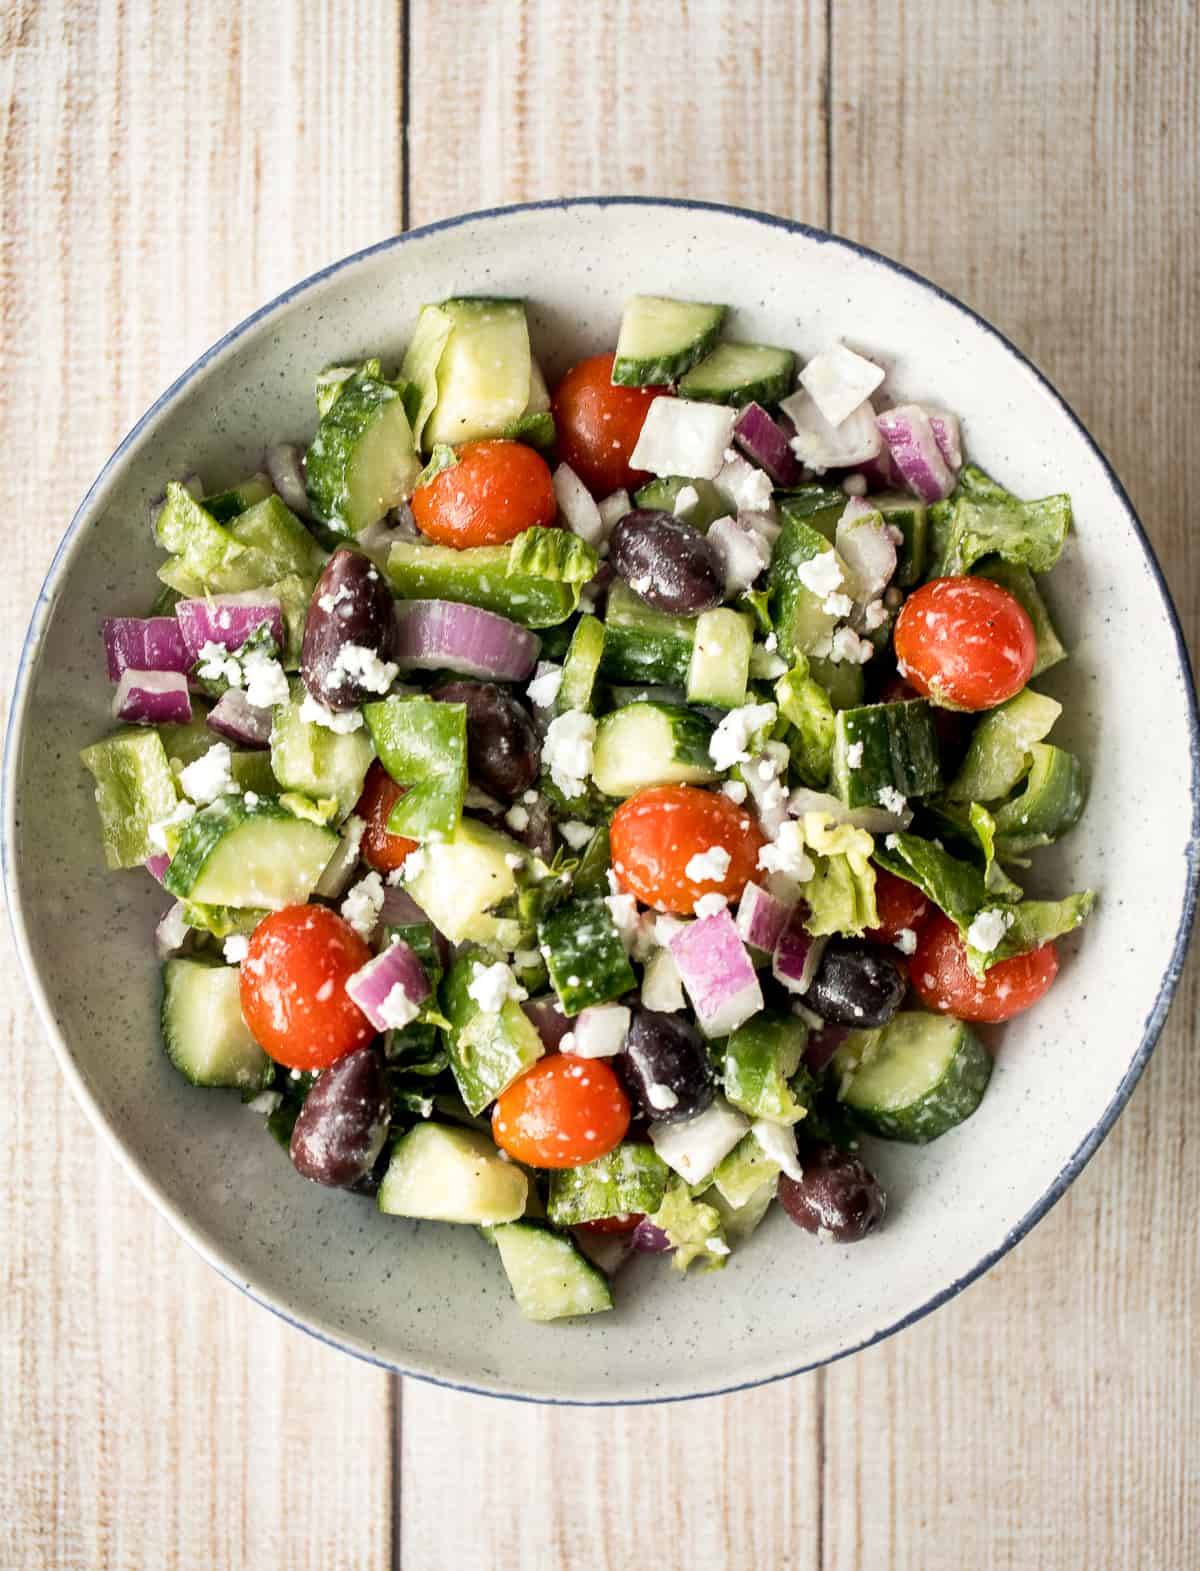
6, 199, 1198, 1404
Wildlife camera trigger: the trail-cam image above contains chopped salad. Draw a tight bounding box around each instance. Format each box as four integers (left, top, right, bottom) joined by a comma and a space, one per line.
82, 293, 1094, 1322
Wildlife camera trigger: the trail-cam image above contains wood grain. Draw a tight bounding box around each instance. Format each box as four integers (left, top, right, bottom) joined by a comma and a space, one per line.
823, 3, 1200, 1567
0, 2, 399, 1567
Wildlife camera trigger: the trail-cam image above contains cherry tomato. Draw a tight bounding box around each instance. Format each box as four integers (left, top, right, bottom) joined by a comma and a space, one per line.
865, 867, 930, 944
894, 577, 1036, 711
578, 1213, 643, 1235
609, 785, 767, 915
551, 352, 666, 495
910, 909, 1058, 1022
355, 761, 420, 875
492, 1056, 630, 1169
411, 438, 556, 548
240, 905, 375, 1070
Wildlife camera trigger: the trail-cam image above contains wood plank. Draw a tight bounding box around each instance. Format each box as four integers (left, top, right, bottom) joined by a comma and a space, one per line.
0, 2, 400, 1565
400, 4, 828, 1567
825, 3, 1200, 1566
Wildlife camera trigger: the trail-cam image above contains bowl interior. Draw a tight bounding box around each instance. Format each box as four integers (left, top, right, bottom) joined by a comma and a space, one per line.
6, 200, 1196, 1402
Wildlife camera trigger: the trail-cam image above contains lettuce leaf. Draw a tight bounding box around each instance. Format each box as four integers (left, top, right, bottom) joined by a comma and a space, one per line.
507, 526, 599, 584
649, 1182, 729, 1273
927, 465, 1071, 578
799, 813, 879, 935
776, 657, 836, 788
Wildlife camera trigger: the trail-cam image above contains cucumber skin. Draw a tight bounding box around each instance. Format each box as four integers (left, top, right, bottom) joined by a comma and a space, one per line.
678, 341, 796, 407
592, 701, 717, 798
490, 1220, 613, 1321
991, 743, 1085, 856
634, 476, 733, 530
546, 1144, 670, 1226
161, 959, 273, 1091
305, 377, 416, 536
833, 701, 941, 809
767, 515, 841, 660
599, 581, 696, 686
839, 1023, 993, 1143
163, 795, 335, 905
385, 539, 582, 629
557, 615, 607, 714
538, 898, 636, 1016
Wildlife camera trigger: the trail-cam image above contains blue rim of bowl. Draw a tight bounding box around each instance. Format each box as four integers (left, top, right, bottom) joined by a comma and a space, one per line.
5, 195, 1198, 1405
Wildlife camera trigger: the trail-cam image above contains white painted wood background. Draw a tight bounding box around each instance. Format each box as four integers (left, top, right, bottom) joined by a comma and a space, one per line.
1, 1, 1196, 1566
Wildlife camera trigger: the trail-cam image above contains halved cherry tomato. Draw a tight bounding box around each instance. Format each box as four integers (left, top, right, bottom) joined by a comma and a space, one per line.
910, 909, 1058, 1022
578, 1213, 643, 1235
355, 761, 420, 875
240, 905, 375, 1069
492, 1056, 630, 1169
551, 352, 666, 495
411, 438, 556, 548
609, 785, 766, 915
894, 577, 1036, 711
865, 867, 930, 944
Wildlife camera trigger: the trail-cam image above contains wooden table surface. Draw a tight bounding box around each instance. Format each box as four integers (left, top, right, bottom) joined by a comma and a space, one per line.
2, 2, 1197, 1566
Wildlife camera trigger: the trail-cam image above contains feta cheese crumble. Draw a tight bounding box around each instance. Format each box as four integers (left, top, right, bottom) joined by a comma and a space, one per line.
543, 710, 596, 798
222, 934, 249, 964
526, 661, 563, 709
846, 741, 864, 770
715, 451, 774, 514
148, 797, 196, 850
794, 551, 844, 598
327, 642, 398, 695
895, 927, 918, 956
684, 844, 732, 883
721, 779, 749, 805
863, 598, 888, 632
467, 960, 528, 1014
195, 642, 243, 687
240, 646, 290, 709
693, 892, 729, 919
672, 483, 701, 516
341, 871, 385, 939
378, 984, 421, 1031
299, 693, 364, 733
504, 803, 530, 833
757, 820, 815, 882
708, 702, 777, 771
179, 742, 238, 804
830, 625, 874, 664
877, 786, 908, 815
823, 591, 854, 618
966, 907, 1014, 954
558, 819, 595, 851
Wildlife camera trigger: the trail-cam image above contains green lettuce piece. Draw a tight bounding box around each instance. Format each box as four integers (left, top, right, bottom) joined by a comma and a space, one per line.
315, 357, 384, 417
415, 443, 459, 489
502, 410, 556, 449
649, 1182, 729, 1274
929, 482, 1071, 579
798, 814, 879, 936
506, 526, 599, 585
705, 1178, 777, 1246
968, 802, 1025, 900
712, 1133, 782, 1208
975, 893, 1095, 970
776, 657, 836, 788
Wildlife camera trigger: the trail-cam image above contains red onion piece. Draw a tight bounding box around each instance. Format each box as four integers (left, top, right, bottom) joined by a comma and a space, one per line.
145, 854, 170, 884
927, 411, 963, 472
176, 592, 285, 659
345, 939, 431, 1032
392, 599, 540, 681
835, 500, 897, 600
669, 911, 764, 1037
112, 669, 192, 725
522, 995, 573, 1051
772, 910, 826, 995
876, 405, 955, 503
103, 617, 192, 680
804, 1022, 849, 1072
206, 688, 272, 748
732, 402, 803, 487
630, 1217, 673, 1254
264, 442, 313, 519
856, 446, 901, 491
735, 882, 794, 955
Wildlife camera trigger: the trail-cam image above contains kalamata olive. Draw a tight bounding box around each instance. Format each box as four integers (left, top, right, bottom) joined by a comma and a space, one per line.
617, 1007, 714, 1124
435, 680, 540, 799
289, 1046, 391, 1188
806, 938, 907, 1028
609, 510, 724, 615
301, 548, 397, 710
778, 1140, 886, 1243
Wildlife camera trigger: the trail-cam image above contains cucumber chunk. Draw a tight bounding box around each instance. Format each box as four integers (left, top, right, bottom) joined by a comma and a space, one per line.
687, 608, 753, 709
678, 341, 796, 407
712, 1132, 782, 1209
202, 473, 273, 523
442, 949, 545, 1115
831, 700, 942, 809
591, 701, 717, 797
546, 1142, 671, 1226
991, 742, 1086, 855
948, 688, 1062, 803
490, 1220, 613, 1321
163, 795, 337, 910
634, 475, 734, 530
81, 730, 180, 870
721, 1012, 809, 1125
599, 580, 697, 686
768, 514, 846, 660
161, 958, 273, 1090
777, 486, 845, 543
385, 527, 596, 629
557, 614, 606, 714
378, 1123, 528, 1224
402, 817, 525, 945
833, 1012, 992, 1143
305, 376, 421, 537
423, 298, 532, 449
538, 897, 636, 1016
612, 295, 727, 386
269, 681, 374, 820
705, 1176, 778, 1245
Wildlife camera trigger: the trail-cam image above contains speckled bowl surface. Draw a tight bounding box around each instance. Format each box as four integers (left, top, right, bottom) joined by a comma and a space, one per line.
5, 199, 1198, 1403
